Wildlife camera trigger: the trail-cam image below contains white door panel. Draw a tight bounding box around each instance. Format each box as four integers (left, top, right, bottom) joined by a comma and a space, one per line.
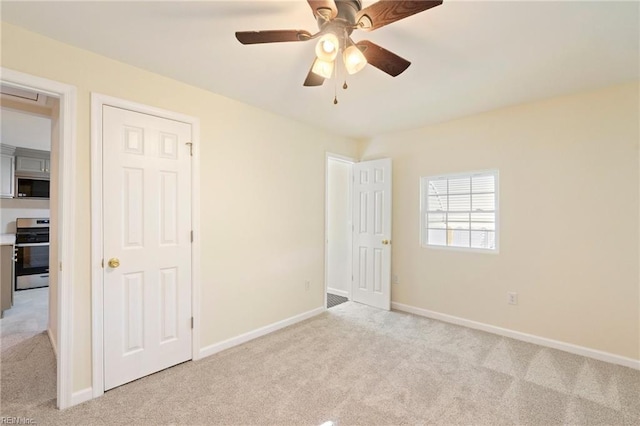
352, 158, 391, 310
103, 105, 192, 391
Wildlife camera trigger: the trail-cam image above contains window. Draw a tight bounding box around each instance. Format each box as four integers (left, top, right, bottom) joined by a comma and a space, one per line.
420, 170, 498, 251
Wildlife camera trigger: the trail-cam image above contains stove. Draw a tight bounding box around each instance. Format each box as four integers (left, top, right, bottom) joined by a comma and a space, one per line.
15, 218, 50, 290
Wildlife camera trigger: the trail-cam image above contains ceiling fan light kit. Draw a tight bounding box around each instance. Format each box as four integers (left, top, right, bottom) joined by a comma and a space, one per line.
343, 44, 367, 75
235, 0, 443, 98
315, 33, 340, 61
312, 58, 335, 79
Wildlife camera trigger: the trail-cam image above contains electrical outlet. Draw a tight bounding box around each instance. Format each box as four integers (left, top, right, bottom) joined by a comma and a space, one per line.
392, 274, 399, 285
305, 280, 310, 291
508, 292, 518, 305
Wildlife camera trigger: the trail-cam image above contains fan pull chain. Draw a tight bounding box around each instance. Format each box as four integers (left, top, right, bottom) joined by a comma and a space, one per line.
342, 29, 349, 91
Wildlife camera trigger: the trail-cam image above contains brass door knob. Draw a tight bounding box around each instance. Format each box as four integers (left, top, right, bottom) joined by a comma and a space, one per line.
108, 258, 120, 268
382, 240, 390, 245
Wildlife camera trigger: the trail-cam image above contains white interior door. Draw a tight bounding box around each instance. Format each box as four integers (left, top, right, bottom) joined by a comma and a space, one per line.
352, 158, 392, 310
103, 105, 192, 391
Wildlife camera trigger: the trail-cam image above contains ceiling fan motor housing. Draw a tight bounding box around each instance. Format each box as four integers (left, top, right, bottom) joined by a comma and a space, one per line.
316, 0, 362, 39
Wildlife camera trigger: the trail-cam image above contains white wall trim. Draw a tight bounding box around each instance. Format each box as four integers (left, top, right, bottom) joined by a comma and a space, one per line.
48, 328, 58, 358
392, 302, 640, 371
199, 307, 325, 359
70, 387, 93, 407
324, 152, 356, 309
327, 288, 349, 298
1, 67, 77, 410
327, 152, 357, 164
190, 119, 202, 361
89, 94, 104, 400
90, 93, 201, 400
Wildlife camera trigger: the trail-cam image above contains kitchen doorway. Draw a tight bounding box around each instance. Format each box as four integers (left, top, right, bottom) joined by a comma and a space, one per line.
0, 68, 77, 409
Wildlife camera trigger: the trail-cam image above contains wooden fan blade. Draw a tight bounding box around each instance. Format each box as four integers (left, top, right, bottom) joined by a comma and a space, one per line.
303, 60, 325, 86
356, 40, 411, 77
356, 0, 443, 31
307, 0, 338, 20
235, 30, 313, 44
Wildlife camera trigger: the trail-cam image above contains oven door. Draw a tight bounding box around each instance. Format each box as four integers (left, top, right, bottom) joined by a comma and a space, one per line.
15, 243, 50, 290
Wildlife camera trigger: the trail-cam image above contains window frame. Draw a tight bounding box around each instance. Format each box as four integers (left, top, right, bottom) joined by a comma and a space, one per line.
420, 169, 500, 253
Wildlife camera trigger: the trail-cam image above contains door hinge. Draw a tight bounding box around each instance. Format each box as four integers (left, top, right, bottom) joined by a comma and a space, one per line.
101, 259, 104, 268
191, 317, 194, 329
186, 142, 193, 156
190, 230, 194, 243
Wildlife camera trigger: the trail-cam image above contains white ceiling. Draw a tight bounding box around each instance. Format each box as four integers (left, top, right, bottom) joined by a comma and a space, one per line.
2, 0, 638, 138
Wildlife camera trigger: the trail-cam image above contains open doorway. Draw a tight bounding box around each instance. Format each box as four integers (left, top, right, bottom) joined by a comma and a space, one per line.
0, 68, 76, 409
325, 155, 393, 311
325, 153, 354, 309
0, 85, 58, 409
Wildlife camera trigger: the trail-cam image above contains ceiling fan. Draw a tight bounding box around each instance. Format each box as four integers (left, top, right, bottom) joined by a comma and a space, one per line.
235, 0, 443, 87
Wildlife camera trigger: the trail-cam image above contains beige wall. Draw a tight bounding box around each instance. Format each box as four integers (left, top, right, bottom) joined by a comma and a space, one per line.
361, 82, 640, 360
1, 23, 358, 392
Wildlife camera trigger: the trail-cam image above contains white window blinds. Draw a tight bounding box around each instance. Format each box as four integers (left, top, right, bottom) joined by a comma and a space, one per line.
421, 170, 498, 251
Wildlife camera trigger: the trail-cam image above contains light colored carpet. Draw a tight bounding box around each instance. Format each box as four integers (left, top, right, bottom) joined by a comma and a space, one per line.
1, 298, 639, 425
0, 287, 55, 418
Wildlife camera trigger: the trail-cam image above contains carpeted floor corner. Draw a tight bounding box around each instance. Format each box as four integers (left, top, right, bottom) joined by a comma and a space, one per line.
1, 294, 639, 425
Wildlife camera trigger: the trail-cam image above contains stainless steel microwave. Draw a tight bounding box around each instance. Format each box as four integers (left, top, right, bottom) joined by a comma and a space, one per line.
15, 177, 50, 199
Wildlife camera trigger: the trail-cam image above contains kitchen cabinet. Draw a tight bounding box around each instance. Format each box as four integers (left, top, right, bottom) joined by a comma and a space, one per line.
16, 156, 49, 174
0, 154, 15, 198
1, 243, 15, 317
13, 147, 51, 179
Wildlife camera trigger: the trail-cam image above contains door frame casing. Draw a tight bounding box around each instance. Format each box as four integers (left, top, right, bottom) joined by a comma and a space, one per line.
90, 94, 201, 399
324, 152, 355, 309
1, 67, 78, 409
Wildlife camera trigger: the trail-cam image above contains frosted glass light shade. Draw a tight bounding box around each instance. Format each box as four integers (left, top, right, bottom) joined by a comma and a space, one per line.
311, 58, 334, 79
343, 45, 367, 75
315, 33, 339, 62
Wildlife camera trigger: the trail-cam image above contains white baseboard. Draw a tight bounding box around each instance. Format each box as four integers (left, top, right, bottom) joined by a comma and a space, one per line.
199, 307, 325, 359
391, 302, 640, 371
70, 387, 93, 407
47, 328, 57, 358
327, 287, 349, 298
